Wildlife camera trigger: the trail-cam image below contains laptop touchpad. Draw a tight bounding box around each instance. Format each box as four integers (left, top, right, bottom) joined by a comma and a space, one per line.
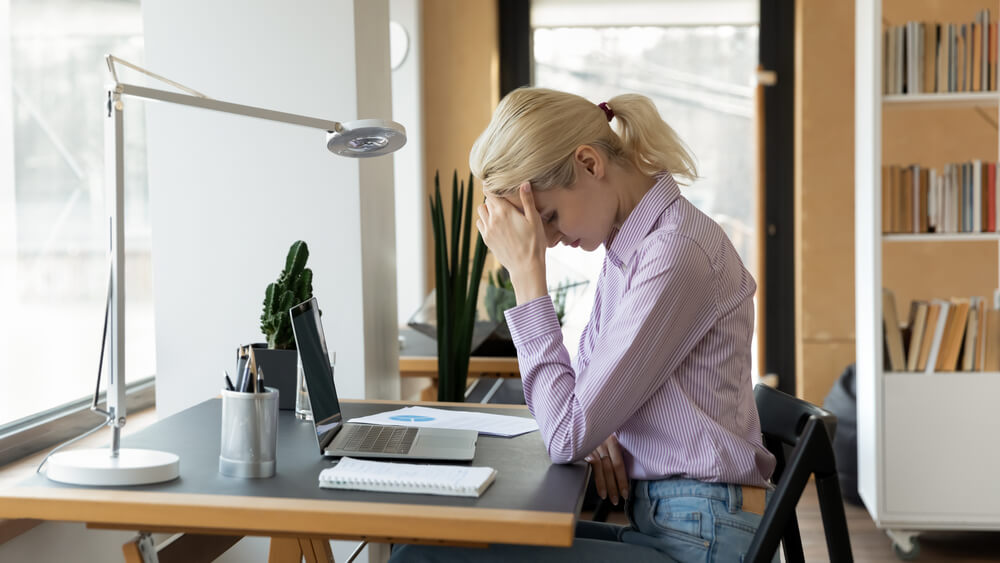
418, 435, 465, 449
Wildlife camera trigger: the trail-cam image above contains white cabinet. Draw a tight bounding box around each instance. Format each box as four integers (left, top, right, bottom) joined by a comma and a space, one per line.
855, 0, 1000, 558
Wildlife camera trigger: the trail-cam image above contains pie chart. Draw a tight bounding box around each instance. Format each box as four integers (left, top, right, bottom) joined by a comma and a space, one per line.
390, 415, 435, 422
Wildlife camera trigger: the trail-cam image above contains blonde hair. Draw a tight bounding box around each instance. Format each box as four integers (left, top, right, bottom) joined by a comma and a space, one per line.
469, 88, 698, 197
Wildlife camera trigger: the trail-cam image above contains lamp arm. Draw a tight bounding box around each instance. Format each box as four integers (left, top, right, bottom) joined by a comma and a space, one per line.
106, 56, 343, 133
106, 54, 208, 99
112, 83, 345, 133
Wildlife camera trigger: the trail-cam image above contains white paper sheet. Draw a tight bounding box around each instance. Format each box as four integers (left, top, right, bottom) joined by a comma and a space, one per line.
347, 406, 539, 437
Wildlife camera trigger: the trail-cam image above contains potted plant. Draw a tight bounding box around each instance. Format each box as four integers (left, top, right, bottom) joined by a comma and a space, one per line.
430, 171, 488, 402
255, 239, 313, 408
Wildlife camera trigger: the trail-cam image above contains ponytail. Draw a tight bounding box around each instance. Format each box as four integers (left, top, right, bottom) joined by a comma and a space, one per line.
470, 88, 697, 198
608, 94, 698, 184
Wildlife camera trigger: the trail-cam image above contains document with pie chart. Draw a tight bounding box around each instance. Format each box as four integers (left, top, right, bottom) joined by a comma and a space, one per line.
347, 406, 539, 437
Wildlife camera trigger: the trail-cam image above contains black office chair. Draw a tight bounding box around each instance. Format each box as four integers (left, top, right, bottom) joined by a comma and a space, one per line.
745, 383, 853, 563
589, 384, 853, 562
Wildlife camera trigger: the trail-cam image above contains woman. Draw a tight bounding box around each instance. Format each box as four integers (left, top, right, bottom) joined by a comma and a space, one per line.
391, 88, 776, 562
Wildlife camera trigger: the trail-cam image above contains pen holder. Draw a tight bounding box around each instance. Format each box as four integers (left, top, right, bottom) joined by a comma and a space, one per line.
219, 387, 278, 478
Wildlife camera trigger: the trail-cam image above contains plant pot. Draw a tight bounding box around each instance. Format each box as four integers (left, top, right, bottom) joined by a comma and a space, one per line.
251, 345, 297, 410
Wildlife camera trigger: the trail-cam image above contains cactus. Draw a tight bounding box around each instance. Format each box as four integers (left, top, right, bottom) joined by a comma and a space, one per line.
260, 240, 314, 349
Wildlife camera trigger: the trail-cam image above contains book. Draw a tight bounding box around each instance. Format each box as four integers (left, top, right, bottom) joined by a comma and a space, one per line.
953, 23, 969, 92
991, 21, 997, 91
961, 297, 979, 371
983, 10, 991, 92
901, 166, 913, 233
919, 167, 930, 233
916, 301, 941, 371
974, 159, 983, 232
937, 298, 971, 371
924, 300, 951, 373
937, 24, 946, 92
883, 288, 906, 371
925, 21, 938, 93
906, 301, 929, 371
318, 457, 497, 498
973, 21, 982, 91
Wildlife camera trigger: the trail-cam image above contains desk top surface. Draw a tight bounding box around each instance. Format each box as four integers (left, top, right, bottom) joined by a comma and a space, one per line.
0, 400, 588, 546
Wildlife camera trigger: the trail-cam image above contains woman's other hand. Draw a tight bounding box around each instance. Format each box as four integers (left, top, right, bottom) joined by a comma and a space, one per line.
584, 435, 629, 506
476, 182, 548, 303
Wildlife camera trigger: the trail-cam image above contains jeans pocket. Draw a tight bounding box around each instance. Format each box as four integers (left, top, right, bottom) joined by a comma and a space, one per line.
646, 497, 711, 561
715, 513, 766, 563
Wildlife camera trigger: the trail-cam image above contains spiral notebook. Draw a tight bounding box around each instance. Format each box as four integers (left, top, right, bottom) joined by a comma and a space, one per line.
318, 457, 497, 497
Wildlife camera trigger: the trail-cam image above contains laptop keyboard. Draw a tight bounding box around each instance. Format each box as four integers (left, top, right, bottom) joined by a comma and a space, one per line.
341, 425, 418, 454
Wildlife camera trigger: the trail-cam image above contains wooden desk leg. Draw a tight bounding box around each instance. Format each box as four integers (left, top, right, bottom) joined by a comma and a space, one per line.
122, 533, 155, 563
268, 537, 303, 562
299, 537, 334, 562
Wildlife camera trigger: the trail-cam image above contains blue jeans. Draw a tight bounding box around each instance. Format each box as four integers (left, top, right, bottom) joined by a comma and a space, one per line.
389, 478, 777, 562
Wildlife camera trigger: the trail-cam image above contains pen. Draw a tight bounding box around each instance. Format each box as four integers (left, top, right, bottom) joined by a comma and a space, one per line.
224, 370, 235, 391
235, 351, 247, 391
240, 355, 252, 393
256, 365, 265, 393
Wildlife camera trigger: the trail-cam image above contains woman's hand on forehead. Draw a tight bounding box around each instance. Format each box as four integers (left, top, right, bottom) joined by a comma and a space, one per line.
476, 182, 548, 304
496, 186, 539, 215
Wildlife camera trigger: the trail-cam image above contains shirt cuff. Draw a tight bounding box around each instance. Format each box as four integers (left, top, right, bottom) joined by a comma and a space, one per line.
504, 295, 562, 346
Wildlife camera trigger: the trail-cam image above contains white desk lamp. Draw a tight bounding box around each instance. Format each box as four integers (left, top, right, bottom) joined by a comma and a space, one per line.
44, 55, 406, 486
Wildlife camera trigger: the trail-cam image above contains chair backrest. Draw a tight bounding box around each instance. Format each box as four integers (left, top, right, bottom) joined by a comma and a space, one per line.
745, 384, 853, 563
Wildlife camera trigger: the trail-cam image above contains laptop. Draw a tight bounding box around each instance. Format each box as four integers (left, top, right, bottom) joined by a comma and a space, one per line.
290, 297, 478, 461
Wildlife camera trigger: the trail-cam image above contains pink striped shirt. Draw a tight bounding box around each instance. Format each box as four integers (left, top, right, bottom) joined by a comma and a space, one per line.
506, 173, 776, 487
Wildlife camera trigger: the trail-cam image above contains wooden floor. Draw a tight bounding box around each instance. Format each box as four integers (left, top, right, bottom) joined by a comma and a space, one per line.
795, 485, 1000, 562
605, 483, 1000, 561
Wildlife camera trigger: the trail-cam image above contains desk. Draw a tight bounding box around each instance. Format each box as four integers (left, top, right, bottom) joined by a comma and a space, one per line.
399, 328, 520, 401
0, 399, 587, 561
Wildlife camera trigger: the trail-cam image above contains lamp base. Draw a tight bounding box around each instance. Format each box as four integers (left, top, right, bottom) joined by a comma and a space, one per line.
45, 448, 180, 486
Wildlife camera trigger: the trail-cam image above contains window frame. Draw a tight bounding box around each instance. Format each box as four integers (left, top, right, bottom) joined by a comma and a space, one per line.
0, 378, 154, 468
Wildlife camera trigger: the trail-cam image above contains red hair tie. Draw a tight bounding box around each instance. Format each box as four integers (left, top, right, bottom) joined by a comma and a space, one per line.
598, 102, 614, 122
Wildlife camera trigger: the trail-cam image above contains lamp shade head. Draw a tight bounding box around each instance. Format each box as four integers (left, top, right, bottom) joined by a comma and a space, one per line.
327, 119, 406, 157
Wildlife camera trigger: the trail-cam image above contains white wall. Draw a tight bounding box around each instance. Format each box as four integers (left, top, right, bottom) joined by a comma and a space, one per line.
390, 0, 426, 326
0, 0, 15, 418
140, 0, 400, 416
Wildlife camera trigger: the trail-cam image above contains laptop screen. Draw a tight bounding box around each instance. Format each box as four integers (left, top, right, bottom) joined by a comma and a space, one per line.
289, 297, 342, 451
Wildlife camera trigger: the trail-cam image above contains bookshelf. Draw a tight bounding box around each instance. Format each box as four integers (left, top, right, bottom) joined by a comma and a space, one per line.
884, 91, 998, 108
883, 232, 1000, 241
856, 0, 1000, 558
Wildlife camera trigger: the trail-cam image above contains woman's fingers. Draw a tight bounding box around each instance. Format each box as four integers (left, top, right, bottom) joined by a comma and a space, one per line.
587, 454, 608, 500
518, 182, 538, 225
605, 438, 629, 501
483, 195, 500, 215
600, 455, 619, 504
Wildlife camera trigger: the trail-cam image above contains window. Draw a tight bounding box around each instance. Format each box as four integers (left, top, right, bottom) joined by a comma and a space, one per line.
532, 9, 760, 374
0, 0, 153, 428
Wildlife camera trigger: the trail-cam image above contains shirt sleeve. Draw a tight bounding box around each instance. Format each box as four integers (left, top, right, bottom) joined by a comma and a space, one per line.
505, 233, 719, 463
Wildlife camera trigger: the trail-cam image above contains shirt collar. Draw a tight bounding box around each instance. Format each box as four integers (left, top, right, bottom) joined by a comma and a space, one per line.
605, 172, 681, 269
